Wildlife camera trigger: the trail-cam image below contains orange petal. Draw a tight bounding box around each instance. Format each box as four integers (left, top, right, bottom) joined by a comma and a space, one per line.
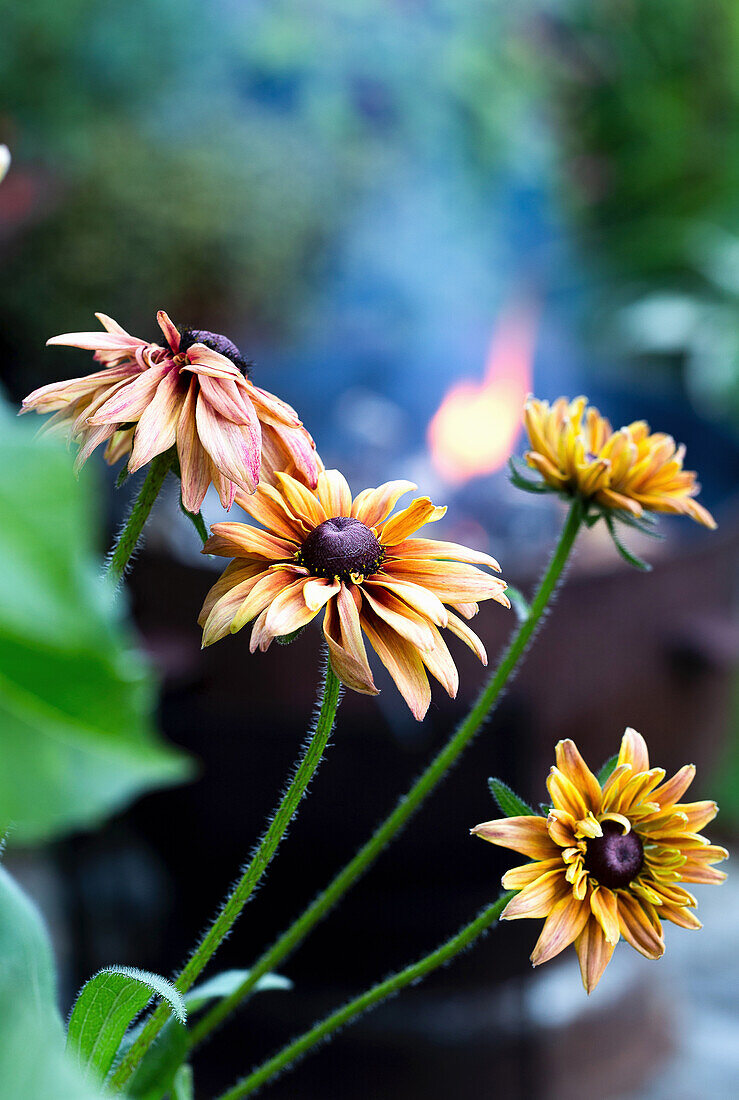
501, 869, 570, 922
617, 893, 664, 959
444, 611, 487, 664
575, 916, 616, 994
531, 892, 591, 965
207, 522, 295, 561
200, 570, 270, 646
546, 809, 578, 848
303, 577, 341, 612
276, 472, 327, 528
546, 767, 589, 820
198, 560, 263, 626
263, 578, 319, 638
385, 538, 501, 571
672, 800, 719, 833
383, 559, 509, 605
351, 480, 416, 528
231, 569, 296, 633
501, 857, 563, 891
378, 497, 447, 544
649, 764, 696, 808
659, 903, 702, 930
322, 594, 378, 696
419, 625, 459, 699
363, 576, 448, 627
554, 740, 601, 812
590, 886, 620, 945
316, 469, 353, 519
471, 816, 559, 860
618, 727, 650, 773
360, 586, 436, 652
359, 606, 431, 720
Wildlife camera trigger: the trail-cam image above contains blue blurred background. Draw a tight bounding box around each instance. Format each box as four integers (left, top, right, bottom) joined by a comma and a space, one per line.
1, 2, 738, 1098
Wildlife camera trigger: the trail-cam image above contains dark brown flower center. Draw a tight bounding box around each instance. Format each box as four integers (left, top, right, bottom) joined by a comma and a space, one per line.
584, 821, 644, 890
177, 327, 252, 376
297, 517, 385, 582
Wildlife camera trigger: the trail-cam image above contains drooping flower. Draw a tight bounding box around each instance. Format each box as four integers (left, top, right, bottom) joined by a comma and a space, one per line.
521, 395, 716, 529
20, 311, 320, 510
199, 470, 510, 719
473, 729, 727, 992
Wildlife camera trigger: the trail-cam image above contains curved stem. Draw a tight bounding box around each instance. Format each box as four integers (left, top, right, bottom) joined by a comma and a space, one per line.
191, 499, 584, 1048
109, 659, 342, 1091
106, 451, 174, 582
216, 891, 514, 1100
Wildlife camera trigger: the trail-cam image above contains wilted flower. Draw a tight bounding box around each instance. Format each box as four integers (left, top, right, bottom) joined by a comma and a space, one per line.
199, 470, 510, 719
521, 396, 716, 529
473, 729, 727, 992
21, 311, 320, 510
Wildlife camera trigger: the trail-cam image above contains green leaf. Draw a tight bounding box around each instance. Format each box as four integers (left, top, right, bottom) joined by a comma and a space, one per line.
67, 966, 186, 1083
487, 777, 536, 818
172, 1065, 194, 1100
605, 515, 653, 571
276, 625, 307, 646
0, 866, 105, 1100
127, 969, 291, 1099
597, 754, 619, 785
507, 457, 548, 494
504, 585, 530, 624
178, 498, 208, 546
0, 407, 191, 843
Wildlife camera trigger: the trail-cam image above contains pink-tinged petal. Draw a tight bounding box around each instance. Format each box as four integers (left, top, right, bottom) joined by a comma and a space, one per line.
198, 373, 257, 424
88, 362, 173, 425
198, 561, 264, 626
185, 343, 242, 380
450, 601, 479, 620
72, 423, 117, 473
263, 578, 319, 638
275, 472, 327, 528
236, 483, 308, 542
360, 586, 436, 652
385, 538, 501, 571
649, 765, 696, 808
378, 497, 447, 544
322, 594, 378, 695
196, 389, 261, 492
336, 584, 376, 685
200, 571, 270, 647
501, 857, 563, 891
419, 625, 459, 699
616, 894, 664, 959
575, 917, 616, 994
359, 606, 431, 720
177, 377, 212, 512
317, 470, 353, 518
207, 522, 295, 561
249, 607, 274, 653
103, 426, 135, 465
383, 559, 509, 605
618, 727, 650, 773
260, 422, 321, 491
303, 577, 341, 612
246, 383, 301, 428
363, 576, 448, 627
351, 480, 417, 527
471, 817, 559, 860
47, 331, 147, 352
501, 869, 570, 921
21, 366, 139, 413
210, 463, 237, 511
128, 369, 183, 473
157, 310, 180, 351
94, 312, 137, 339
531, 892, 591, 966
589, 886, 620, 945
443, 610, 487, 664
554, 740, 602, 812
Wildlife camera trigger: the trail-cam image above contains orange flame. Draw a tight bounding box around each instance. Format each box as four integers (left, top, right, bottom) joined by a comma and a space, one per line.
427, 304, 536, 484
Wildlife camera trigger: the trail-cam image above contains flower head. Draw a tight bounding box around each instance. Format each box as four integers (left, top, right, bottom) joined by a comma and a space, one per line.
20, 311, 320, 510
521, 395, 716, 529
199, 470, 510, 719
473, 729, 727, 992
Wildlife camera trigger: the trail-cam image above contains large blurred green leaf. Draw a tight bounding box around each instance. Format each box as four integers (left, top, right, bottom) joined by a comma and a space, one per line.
0, 864, 105, 1099
0, 406, 190, 843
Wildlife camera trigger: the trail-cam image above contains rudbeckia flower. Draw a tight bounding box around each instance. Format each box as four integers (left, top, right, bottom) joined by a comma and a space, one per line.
20, 310, 320, 510
199, 470, 510, 719
473, 729, 728, 992
521, 396, 716, 529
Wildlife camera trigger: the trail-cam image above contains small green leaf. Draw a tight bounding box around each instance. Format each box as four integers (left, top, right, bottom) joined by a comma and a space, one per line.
505, 585, 530, 624
172, 1065, 194, 1100
67, 966, 186, 1083
185, 968, 292, 1011
179, 499, 208, 547
597, 754, 619, 785
116, 463, 131, 488
507, 457, 548, 494
276, 626, 306, 646
488, 777, 536, 818
605, 515, 652, 571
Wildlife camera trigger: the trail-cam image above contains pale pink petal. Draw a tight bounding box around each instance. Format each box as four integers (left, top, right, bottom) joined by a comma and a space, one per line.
196, 389, 261, 492
156, 310, 181, 351
197, 374, 258, 424
128, 369, 183, 473
88, 362, 173, 425
177, 377, 211, 512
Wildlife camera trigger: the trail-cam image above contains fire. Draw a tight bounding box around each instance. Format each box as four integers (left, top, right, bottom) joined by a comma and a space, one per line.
427, 304, 536, 484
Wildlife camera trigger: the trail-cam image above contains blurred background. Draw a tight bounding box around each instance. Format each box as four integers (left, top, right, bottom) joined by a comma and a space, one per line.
1, 1, 738, 1097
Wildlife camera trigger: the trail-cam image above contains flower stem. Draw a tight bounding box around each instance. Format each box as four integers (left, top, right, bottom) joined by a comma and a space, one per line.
215, 891, 514, 1100
190, 498, 584, 1049
109, 659, 342, 1091
106, 451, 174, 582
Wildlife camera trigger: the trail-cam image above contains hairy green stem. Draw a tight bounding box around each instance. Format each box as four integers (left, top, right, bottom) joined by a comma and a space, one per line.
190, 499, 584, 1049
109, 660, 343, 1090
216, 891, 514, 1099
106, 451, 174, 581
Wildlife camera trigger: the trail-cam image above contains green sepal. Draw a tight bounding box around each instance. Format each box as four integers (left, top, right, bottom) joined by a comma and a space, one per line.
115, 463, 130, 489
276, 626, 307, 646
605, 515, 652, 571
179, 498, 209, 547
507, 457, 548, 494
505, 585, 530, 624
597, 753, 619, 785
66, 966, 186, 1083
488, 777, 536, 818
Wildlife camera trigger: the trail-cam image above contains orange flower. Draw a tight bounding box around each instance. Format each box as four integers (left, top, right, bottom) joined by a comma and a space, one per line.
473, 729, 727, 992
20, 311, 320, 510
522, 396, 716, 528
199, 470, 510, 719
